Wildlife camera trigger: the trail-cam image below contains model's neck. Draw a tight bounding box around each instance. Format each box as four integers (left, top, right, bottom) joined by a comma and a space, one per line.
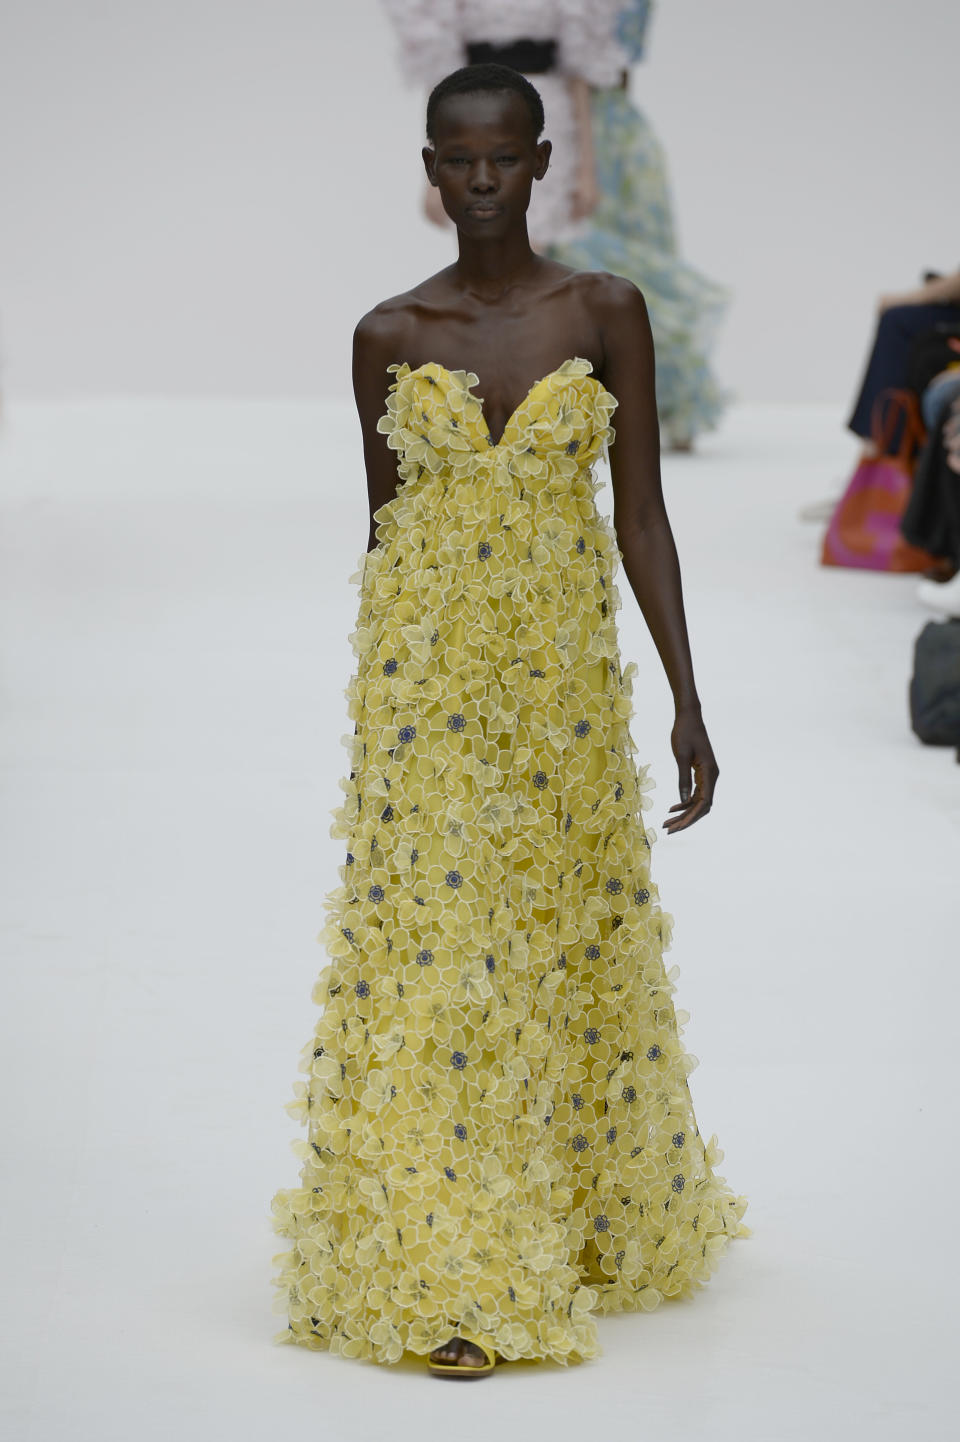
454, 226, 539, 298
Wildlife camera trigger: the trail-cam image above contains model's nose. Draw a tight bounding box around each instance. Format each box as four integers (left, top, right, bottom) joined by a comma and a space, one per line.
470, 160, 497, 192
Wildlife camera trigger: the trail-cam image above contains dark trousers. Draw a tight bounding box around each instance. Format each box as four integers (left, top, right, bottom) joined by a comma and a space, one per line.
901, 407, 960, 563
848, 303, 960, 439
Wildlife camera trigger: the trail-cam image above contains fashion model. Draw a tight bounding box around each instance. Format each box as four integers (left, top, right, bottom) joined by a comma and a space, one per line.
271, 63, 748, 1379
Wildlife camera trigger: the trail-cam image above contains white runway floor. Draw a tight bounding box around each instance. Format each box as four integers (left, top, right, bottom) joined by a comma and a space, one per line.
2, 399, 956, 1440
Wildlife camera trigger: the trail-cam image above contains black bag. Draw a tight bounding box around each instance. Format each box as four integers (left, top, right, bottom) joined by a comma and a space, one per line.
909, 619, 960, 745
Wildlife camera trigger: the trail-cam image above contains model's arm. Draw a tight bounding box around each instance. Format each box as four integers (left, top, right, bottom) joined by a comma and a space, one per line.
598, 276, 718, 832
352, 309, 409, 551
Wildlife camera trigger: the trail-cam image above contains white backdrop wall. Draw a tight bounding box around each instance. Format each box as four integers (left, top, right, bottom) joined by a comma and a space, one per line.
0, 0, 956, 403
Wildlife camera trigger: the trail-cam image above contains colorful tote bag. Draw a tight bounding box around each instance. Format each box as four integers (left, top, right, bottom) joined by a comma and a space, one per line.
821, 389, 935, 572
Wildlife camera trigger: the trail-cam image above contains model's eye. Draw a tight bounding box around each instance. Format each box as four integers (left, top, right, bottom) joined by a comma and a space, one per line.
446, 157, 470, 166
497, 155, 518, 165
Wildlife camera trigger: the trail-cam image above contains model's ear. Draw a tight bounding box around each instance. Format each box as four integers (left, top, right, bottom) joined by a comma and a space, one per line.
422, 145, 439, 186
533, 138, 552, 181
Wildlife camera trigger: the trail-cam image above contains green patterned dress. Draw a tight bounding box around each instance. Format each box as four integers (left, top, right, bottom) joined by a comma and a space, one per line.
547, 1, 730, 447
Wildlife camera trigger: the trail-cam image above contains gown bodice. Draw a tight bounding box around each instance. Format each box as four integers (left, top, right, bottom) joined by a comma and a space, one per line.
376, 357, 617, 487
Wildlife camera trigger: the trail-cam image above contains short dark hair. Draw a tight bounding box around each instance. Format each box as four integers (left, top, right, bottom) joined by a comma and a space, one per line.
425, 64, 545, 143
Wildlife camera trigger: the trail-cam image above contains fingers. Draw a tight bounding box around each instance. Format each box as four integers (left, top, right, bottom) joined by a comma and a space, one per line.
664, 760, 718, 833
677, 753, 692, 806
663, 794, 712, 833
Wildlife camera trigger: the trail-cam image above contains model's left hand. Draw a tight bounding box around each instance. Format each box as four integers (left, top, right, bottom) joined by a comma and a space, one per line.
664, 706, 718, 833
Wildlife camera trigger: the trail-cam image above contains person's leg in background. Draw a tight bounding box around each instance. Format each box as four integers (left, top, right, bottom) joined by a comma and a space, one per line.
799, 304, 960, 523
848, 303, 960, 445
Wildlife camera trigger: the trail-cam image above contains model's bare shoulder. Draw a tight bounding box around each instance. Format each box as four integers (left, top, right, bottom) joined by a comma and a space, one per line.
353, 268, 456, 379
571, 271, 652, 365
576, 269, 647, 323
353, 295, 415, 372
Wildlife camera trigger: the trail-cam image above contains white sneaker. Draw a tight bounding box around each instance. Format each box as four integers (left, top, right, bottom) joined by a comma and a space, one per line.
797, 497, 838, 523
917, 571, 960, 617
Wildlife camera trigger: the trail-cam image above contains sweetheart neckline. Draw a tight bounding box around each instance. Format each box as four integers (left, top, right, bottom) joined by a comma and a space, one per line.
393, 356, 600, 449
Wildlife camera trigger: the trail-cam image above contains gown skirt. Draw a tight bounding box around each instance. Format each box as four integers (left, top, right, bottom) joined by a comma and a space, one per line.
270, 359, 749, 1366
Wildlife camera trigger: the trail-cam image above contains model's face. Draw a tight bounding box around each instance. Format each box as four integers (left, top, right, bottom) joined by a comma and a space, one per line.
423, 91, 550, 238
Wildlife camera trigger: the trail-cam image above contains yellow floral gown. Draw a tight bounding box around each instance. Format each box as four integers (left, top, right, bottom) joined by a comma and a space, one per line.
271, 358, 749, 1366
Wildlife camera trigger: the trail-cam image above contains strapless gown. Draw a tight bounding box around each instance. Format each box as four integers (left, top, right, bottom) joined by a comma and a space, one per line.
271, 358, 749, 1366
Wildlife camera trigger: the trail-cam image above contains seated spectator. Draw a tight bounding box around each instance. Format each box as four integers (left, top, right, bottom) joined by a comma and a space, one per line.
849, 269, 960, 453
800, 269, 960, 523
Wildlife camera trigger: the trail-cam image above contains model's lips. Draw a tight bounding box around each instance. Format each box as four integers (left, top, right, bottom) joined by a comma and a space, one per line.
467, 204, 502, 218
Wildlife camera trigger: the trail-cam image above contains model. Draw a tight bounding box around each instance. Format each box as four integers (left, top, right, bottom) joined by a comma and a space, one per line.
271, 63, 748, 1379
